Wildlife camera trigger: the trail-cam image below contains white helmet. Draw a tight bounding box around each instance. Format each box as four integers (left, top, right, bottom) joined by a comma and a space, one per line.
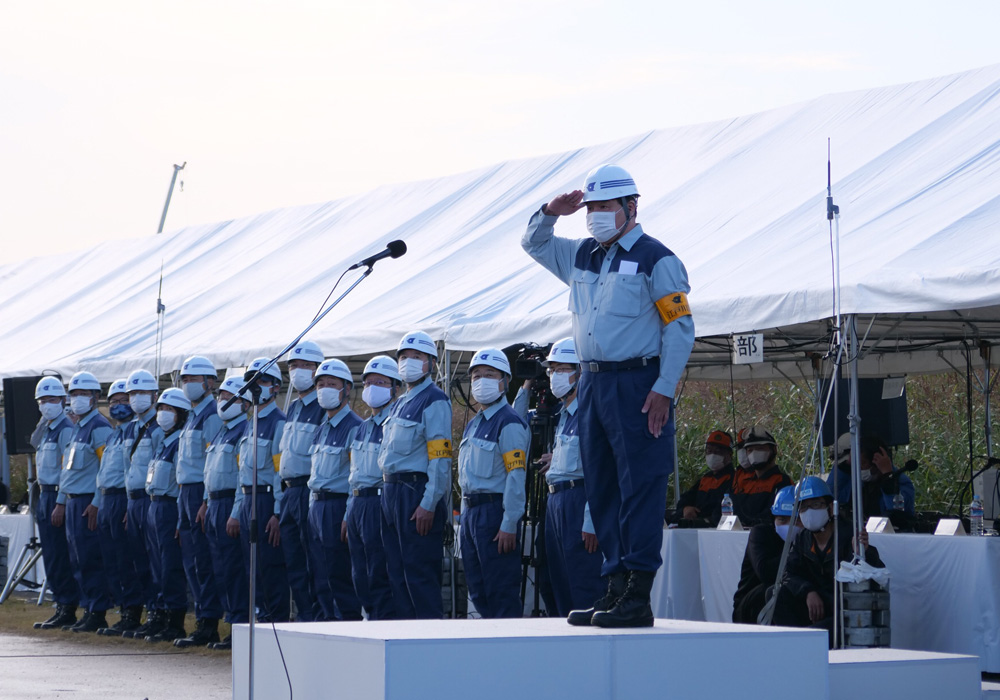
469, 348, 511, 377
35, 376, 67, 399
290, 340, 324, 365
68, 371, 101, 393
180, 355, 217, 378
218, 375, 248, 399
543, 337, 579, 367
108, 379, 129, 398
363, 355, 400, 382
247, 357, 283, 383
157, 387, 193, 411
582, 163, 639, 202
397, 331, 438, 359
316, 358, 353, 386
126, 369, 158, 393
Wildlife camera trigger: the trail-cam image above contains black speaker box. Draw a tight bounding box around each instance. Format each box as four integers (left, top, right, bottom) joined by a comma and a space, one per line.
820, 378, 910, 447
3, 376, 43, 456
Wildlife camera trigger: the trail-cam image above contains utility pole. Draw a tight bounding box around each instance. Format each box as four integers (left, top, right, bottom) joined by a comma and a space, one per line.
157, 162, 186, 233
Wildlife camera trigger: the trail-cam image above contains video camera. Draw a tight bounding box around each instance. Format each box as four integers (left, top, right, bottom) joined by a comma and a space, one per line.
511, 342, 559, 420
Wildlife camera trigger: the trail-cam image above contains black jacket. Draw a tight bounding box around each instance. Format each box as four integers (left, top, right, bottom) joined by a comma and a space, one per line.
676, 465, 735, 525
732, 523, 785, 621
732, 465, 792, 527
782, 520, 884, 608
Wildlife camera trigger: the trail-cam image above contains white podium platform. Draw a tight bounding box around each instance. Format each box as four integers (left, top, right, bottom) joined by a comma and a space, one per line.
233, 618, 829, 700
828, 648, 981, 700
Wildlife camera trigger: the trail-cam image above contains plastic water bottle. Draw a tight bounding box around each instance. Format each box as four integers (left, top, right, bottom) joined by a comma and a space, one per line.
970, 494, 984, 536
892, 493, 905, 511
721, 493, 734, 517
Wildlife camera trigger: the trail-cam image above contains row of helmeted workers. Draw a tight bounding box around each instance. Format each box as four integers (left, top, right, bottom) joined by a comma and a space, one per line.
28, 332, 606, 647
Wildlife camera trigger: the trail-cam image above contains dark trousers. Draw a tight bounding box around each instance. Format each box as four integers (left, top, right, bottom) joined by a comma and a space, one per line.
279, 484, 317, 621
146, 498, 186, 610
66, 494, 112, 612
308, 497, 362, 621
239, 492, 290, 622
732, 582, 769, 624
579, 363, 674, 575
346, 493, 393, 620
125, 495, 155, 608
460, 501, 522, 618
205, 495, 249, 624
545, 487, 605, 616
97, 492, 128, 607
36, 489, 79, 606
178, 483, 222, 619
381, 479, 445, 620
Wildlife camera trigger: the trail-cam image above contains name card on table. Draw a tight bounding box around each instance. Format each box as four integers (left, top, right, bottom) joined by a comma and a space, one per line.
934, 518, 967, 536
717, 515, 743, 531
866, 516, 894, 534
732, 334, 764, 365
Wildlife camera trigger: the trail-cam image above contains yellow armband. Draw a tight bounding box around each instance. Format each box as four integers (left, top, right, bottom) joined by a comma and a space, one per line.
95, 445, 105, 460
272, 454, 281, 472
655, 292, 691, 325
503, 449, 527, 472
427, 439, 453, 460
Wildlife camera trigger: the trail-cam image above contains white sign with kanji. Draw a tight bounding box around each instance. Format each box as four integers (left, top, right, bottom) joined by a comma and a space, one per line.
732, 333, 764, 365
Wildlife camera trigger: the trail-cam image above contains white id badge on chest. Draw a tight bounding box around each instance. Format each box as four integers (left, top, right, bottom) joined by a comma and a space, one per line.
146, 466, 154, 485
65, 446, 77, 470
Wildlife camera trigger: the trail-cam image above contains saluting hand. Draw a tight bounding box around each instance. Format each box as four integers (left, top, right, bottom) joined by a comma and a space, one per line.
641, 391, 672, 438
545, 191, 585, 216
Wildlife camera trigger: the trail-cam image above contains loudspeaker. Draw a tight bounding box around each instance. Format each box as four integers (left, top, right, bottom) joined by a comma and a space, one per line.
3, 376, 43, 456
820, 378, 909, 447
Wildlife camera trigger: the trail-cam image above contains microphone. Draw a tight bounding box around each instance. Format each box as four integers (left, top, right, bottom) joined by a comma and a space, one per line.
348, 240, 407, 270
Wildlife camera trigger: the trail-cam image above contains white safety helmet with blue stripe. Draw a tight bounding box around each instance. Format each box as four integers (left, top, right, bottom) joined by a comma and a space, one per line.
218, 375, 247, 397
543, 337, 579, 367
157, 387, 193, 411
35, 376, 67, 399
363, 355, 401, 382
316, 358, 353, 386
397, 331, 438, 359
290, 340, 324, 365
469, 348, 511, 378
108, 379, 129, 398
68, 371, 101, 393
126, 369, 158, 393
180, 355, 217, 378
247, 357, 283, 384
582, 163, 639, 202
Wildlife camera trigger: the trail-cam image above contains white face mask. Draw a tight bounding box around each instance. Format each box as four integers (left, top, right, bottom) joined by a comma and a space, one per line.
801, 508, 830, 532
217, 399, 244, 422
748, 449, 771, 467
258, 384, 274, 403
398, 357, 427, 384
156, 410, 176, 432
705, 453, 726, 472
317, 387, 342, 410
737, 448, 750, 469
775, 523, 803, 542
860, 468, 876, 482
290, 368, 315, 393
586, 210, 622, 243
39, 402, 64, 421
471, 377, 504, 405
129, 394, 152, 415
182, 382, 206, 403
69, 395, 93, 416
550, 371, 576, 399
362, 384, 392, 409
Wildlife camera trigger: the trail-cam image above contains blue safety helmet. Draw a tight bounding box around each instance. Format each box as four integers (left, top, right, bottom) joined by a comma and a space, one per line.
770, 485, 797, 516
796, 475, 832, 501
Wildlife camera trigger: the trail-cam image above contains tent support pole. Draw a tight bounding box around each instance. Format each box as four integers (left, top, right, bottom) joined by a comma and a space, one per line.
847, 315, 865, 563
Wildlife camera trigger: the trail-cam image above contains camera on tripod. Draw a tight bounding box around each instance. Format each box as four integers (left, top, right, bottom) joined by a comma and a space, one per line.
512, 343, 559, 422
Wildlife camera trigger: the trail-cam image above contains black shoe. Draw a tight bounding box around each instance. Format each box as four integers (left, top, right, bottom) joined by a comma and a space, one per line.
64, 611, 93, 632
208, 634, 232, 651
73, 610, 108, 633
35, 605, 77, 630
173, 618, 220, 648
567, 572, 627, 627
146, 610, 186, 643
124, 609, 164, 639
97, 605, 142, 636
591, 570, 656, 628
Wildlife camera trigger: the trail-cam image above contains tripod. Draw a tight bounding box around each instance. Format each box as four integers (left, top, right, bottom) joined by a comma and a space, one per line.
519, 409, 558, 617
1, 456, 48, 605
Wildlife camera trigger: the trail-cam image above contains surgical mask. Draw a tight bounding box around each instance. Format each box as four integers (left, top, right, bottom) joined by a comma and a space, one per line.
156, 410, 176, 432
290, 368, 315, 393
801, 508, 830, 532
737, 448, 750, 470
362, 384, 392, 409
70, 395, 93, 416
398, 358, 427, 384
471, 377, 504, 405
182, 382, 205, 403
39, 402, 64, 421
861, 468, 875, 482
748, 449, 771, 467
705, 454, 726, 472
775, 523, 803, 542
550, 372, 576, 399
110, 404, 134, 422
258, 384, 274, 402
317, 387, 342, 410
586, 210, 622, 243
129, 394, 152, 415
217, 400, 244, 422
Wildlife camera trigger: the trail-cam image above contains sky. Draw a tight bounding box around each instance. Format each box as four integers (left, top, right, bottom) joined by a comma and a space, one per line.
2, 0, 999, 264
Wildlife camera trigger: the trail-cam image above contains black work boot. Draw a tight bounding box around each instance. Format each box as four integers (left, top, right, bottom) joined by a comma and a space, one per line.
124, 609, 164, 639
35, 605, 77, 630
146, 609, 186, 643
208, 634, 233, 651
98, 605, 142, 636
173, 618, 220, 648
567, 572, 627, 626
64, 610, 92, 631
73, 610, 108, 633
591, 570, 656, 628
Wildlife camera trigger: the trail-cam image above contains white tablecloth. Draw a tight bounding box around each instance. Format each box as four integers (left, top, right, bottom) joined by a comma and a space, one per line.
651, 527, 1000, 672
0, 512, 45, 589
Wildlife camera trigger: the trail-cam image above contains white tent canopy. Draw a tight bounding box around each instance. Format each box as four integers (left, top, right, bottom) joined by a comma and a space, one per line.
3, 65, 1000, 383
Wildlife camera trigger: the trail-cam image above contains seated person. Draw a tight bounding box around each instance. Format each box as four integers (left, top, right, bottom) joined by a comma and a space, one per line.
675, 430, 735, 526
731, 426, 792, 527
773, 476, 884, 648
827, 432, 916, 519
732, 485, 801, 624
732, 427, 754, 493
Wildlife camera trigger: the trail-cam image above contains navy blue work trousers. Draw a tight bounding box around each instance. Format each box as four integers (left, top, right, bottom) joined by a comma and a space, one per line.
36, 489, 79, 606
545, 487, 604, 615
65, 494, 112, 613
125, 495, 155, 609
460, 500, 522, 618
178, 483, 222, 619
307, 496, 362, 621
205, 494, 249, 624
239, 492, 290, 622
279, 484, 317, 621
146, 498, 187, 610
380, 479, 445, 620
345, 493, 393, 620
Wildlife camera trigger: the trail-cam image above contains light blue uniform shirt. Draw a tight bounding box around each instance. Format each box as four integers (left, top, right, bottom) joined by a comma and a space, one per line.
545, 399, 595, 535
378, 376, 453, 513
94, 422, 128, 509
204, 415, 247, 511
349, 403, 394, 491
146, 430, 181, 497
278, 391, 325, 480
308, 407, 363, 494
458, 400, 529, 535
177, 396, 223, 485
521, 208, 695, 398
36, 414, 74, 487
58, 409, 113, 504
235, 402, 286, 518
123, 410, 164, 493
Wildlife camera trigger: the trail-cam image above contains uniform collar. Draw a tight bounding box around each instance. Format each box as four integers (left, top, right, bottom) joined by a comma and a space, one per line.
480, 399, 508, 420
615, 223, 644, 252
191, 395, 212, 416
406, 375, 434, 397
257, 402, 278, 418
372, 400, 396, 425
299, 389, 317, 405
139, 407, 156, 426
561, 397, 578, 416
224, 414, 248, 430
327, 405, 352, 428
77, 408, 99, 427
162, 430, 181, 447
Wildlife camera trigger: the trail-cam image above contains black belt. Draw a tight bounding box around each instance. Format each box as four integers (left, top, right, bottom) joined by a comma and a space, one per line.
313, 491, 349, 501
179, 482, 203, 490
40, 484, 59, 493
149, 495, 177, 503
581, 356, 659, 373
463, 492, 503, 507
282, 475, 310, 489
100, 487, 127, 496
353, 487, 382, 497
383, 472, 428, 484
242, 485, 273, 494
208, 489, 237, 500
64, 492, 94, 500
128, 490, 148, 500
548, 478, 585, 494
